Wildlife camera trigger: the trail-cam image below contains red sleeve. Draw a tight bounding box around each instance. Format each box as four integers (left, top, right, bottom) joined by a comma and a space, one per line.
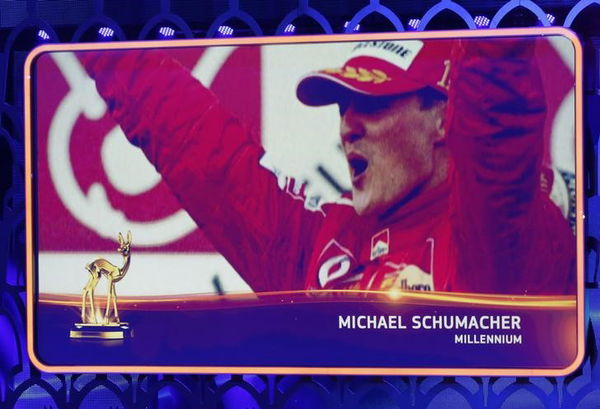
445, 39, 576, 295
80, 49, 324, 292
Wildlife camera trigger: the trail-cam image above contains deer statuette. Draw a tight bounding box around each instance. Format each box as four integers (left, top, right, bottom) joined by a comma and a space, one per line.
81, 231, 132, 324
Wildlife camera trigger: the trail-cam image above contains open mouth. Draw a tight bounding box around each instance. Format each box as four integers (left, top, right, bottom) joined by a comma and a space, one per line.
348, 154, 369, 186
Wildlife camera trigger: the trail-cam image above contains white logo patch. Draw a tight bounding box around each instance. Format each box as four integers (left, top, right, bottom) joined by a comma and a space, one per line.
370, 228, 390, 260
318, 254, 352, 287
317, 239, 356, 287
388, 264, 434, 292
350, 40, 424, 71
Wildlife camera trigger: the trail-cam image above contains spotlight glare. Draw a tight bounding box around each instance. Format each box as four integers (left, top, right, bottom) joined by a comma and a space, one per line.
388, 288, 402, 301
546, 13, 556, 25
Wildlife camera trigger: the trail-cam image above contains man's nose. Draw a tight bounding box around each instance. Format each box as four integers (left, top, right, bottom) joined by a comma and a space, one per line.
340, 105, 364, 147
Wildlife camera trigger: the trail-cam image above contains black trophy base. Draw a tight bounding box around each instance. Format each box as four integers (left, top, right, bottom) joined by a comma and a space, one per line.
70, 322, 131, 340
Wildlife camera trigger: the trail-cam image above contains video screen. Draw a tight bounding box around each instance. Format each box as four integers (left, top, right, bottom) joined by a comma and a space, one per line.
26, 28, 583, 374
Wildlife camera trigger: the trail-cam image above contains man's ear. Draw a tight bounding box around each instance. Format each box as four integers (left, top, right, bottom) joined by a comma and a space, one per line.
433, 100, 447, 144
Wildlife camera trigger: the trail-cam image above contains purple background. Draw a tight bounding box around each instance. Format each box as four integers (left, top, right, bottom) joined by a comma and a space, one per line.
35, 296, 577, 370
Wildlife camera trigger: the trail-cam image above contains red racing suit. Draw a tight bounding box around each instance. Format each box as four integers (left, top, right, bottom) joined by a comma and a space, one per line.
81, 39, 576, 295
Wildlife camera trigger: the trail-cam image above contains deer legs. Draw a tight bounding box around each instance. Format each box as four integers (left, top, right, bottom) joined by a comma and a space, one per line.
81, 271, 100, 323
104, 278, 120, 324
112, 285, 119, 323
81, 274, 122, 325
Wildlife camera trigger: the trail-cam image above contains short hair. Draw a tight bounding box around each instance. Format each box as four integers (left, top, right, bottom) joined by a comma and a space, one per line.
416, 87, 447, 110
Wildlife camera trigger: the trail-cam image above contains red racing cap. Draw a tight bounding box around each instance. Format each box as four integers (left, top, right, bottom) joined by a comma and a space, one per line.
296, 39, 454, 106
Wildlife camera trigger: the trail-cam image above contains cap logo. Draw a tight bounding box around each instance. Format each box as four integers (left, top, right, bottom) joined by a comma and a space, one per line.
351, 40, 424, 71
323, 66, 390, 84
437, 59, 451, 91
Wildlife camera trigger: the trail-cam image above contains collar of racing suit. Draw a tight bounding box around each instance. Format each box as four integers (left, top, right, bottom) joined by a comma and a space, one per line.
372, 163, 454, 230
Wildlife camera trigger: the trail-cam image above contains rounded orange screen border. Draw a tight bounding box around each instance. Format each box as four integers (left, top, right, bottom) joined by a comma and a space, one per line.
24, 27, 585, 376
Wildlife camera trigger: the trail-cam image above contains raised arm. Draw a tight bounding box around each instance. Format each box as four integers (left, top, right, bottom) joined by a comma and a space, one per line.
445, 38, 576, 295
80, 49, 323, 291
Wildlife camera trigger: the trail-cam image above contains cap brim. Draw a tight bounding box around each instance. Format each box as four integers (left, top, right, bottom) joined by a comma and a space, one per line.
296, 72, 370, 106
297, 70, 430, 107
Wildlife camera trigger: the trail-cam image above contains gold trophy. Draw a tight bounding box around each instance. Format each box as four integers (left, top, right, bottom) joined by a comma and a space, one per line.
70, 231, 132, 339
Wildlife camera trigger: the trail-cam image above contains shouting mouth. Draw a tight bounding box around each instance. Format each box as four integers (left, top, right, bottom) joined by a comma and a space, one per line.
348, 153, 369, 187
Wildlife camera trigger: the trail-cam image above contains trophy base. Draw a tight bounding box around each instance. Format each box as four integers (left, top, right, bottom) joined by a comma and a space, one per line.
70, 322, 131, 340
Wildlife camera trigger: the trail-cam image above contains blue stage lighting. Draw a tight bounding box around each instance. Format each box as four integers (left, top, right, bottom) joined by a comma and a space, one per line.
283, 23, 296, 34
158, 26, 176, 38
37, 29, 50, 41
474, 15, 491, 28
217, 25, 234, 37
343, 21, 360, 32
98, 26, 115, 39
407, 19, 420, 31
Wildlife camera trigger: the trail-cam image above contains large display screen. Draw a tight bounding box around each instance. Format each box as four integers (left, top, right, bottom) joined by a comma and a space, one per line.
25, 28, 584, 375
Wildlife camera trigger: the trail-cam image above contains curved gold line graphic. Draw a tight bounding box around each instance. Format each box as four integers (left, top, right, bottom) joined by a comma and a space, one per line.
39, 289, 576, 308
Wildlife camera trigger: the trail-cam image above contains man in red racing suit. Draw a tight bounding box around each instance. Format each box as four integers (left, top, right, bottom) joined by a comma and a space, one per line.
80, 37, 576, 295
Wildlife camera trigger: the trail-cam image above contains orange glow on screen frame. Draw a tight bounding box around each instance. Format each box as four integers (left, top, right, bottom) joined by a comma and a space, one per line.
24, 27, 585, 376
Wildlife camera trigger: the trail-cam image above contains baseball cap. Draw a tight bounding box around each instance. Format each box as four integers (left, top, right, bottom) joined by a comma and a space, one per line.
296, 39, 453, 106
